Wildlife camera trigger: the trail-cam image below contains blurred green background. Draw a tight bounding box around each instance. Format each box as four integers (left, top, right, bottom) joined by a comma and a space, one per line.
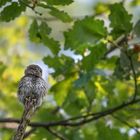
0, 0, 140, 139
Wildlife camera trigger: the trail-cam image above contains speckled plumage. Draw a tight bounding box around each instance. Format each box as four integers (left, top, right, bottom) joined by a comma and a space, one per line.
18, 75, 47, 108
18, 64, 47, 109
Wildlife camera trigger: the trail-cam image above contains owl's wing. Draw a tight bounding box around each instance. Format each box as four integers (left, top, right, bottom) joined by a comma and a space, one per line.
18, 76, 33, 104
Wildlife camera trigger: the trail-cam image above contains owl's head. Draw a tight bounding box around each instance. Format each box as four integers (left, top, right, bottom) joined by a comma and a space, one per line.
25, 64, 42, 77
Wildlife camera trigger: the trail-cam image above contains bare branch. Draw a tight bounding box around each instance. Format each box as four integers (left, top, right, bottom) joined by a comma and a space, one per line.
127, 56, 138, 100
0, 98, 140, 128
23, 128, 36, 139
46, 127, 67, 140
103, 34, 126, 59
19, 0, 42, 16
27, 14, 93, 22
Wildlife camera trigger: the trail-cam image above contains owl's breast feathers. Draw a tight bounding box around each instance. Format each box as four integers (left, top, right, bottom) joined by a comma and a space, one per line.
18, 75, 47, 108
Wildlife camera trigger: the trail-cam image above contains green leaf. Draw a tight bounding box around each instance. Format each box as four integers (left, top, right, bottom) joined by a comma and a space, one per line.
35, 107, 62, 121
131, 0, 140, 6
62, 128, 85, 140
43, 55, 74, 76
63, 89, 88, 115
94, 2, 109, 15
0, 0, 11, 7
114, 51, 131, 79
29, 20, 59, 54
82, 43, 107, 71
0, 62, 6, 75
39, 21, 51, 35
64, 17, 107, 53
0, 2, 26, 22
38, 4, 72, 22
74, 73, 91, 88
41, 35, 60, 55
84, 80, 96, 103
133, 19, 140, 37
74, 71, 94, 88
109, 3, 132, 39
43, 0, 73, 5
33, 128, 54, 140
82, 123, 97, 139
51, 77, 74, 106
120, 51, 130, 68
0, 129, 13, 140
96, 121, 128, 140
49, 6, 72, 22
29, 20, 41, 43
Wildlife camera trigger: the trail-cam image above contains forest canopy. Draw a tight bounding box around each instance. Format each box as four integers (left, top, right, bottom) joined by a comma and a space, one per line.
0, 0, 140, 139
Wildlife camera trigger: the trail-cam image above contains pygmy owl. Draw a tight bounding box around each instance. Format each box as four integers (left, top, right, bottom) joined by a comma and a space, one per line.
18, 64, 48, 110
13, 64, 48, 140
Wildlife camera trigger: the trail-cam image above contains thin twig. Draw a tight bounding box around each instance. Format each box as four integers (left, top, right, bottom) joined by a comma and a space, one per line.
46, 127, 67, 140
103, 34, 126, 58
128, 56, 138, 101
27, 14, 93, 21
23, 128, 36, 139
112, 114, 140, 134
19, 0, 42, 16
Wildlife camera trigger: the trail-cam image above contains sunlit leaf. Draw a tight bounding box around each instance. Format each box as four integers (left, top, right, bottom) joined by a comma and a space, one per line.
38, 4, 72, 22
49, 6, 72, 22
84, 80, 96, 103
64, 17, 107, 53
109, 3, 132, 39
0, 62, 6, 75
43, 0, 73, 5
131, 0, 140, 6
63, 89, 88, 115
94, 2, 109, 15
51, 77, 74, 106
43, 55, 74, 76
0, 2, 26, 22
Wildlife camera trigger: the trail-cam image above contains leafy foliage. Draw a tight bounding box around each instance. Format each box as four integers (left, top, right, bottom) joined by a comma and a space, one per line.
29, 19, 60, 54
0, 1, 140, 140
64, 17, 107, 53
109, 3, 132, 38
0, 2, 26, 21
48, 6, 72, 22
82, 43, 107, 71
0, 0, 11, 7
38, 3, 72, 22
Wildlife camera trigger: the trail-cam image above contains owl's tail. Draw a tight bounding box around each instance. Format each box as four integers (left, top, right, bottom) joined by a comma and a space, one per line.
13, 101, 35, 140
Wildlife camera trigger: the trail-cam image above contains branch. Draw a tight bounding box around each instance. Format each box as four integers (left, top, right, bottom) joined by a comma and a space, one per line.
127, 55, 138, 100
0, 98, 140, 128
19, 0, 42, 16
112, 115, 140, 135
103, 34, 126, 59
46, 127, 67, 140
23, 128, 36, 139
104, 34, 138, 100
27, 14, 93, 22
